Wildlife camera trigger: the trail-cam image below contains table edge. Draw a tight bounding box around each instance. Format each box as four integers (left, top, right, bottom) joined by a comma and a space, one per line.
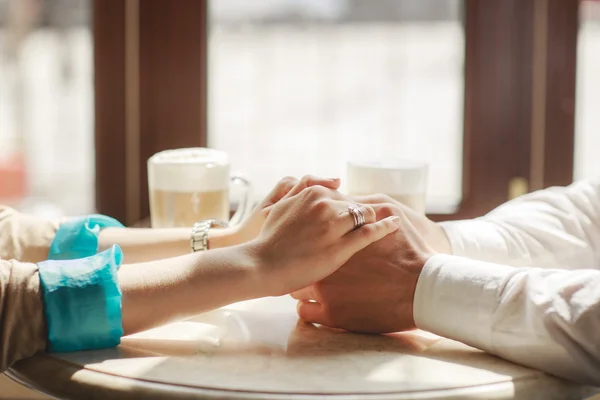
7, 353, 592, 400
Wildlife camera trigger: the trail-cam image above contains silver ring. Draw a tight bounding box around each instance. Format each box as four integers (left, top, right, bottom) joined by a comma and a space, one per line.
348, 205, 365, 230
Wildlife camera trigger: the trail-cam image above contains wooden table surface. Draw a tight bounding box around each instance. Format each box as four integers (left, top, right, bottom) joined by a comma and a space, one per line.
8, 296, 597, 400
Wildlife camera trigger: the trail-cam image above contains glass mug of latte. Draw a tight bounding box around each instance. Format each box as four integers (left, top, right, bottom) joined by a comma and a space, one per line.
148, 148, 253, 228
346, 159, 428, 214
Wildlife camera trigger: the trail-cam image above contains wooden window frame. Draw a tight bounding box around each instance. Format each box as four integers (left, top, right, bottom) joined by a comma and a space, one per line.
94, 0, 208, 225
94, 0, 578, 225
430, 0, 578, 221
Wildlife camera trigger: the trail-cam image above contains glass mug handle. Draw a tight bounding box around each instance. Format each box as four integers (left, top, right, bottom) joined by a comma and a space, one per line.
228, 175, 253, 227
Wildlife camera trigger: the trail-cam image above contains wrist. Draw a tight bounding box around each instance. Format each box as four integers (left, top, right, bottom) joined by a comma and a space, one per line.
226, 243, 270, 299
239, 240, 285, 297
207, 227, 239, 249
401, 250, 432, 331
425, 223, 452, 254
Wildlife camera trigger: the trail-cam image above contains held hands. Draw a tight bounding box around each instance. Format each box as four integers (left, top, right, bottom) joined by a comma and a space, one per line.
243, 180, 402, 297
226, 175, 445, 333
292, 203, 437, 333
223, 177, 451, 256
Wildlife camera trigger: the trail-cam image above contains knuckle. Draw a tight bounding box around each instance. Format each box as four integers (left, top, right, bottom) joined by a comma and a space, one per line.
362, 205, 376, 222
373, 193, 393, 203
376, 207, 390, 219
300, 174, 315, 185
380, 204, 402, 218
313, 198, 333, 215
373, 204, 391, 218
279, 176, 298, 187
300, 185, 317, 199
357, 223, 375, 239
260, 207, 270, 218
306, 185, 328, 199
382, 217, 398, 230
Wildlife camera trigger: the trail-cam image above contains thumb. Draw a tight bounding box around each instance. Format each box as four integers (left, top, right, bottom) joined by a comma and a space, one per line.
297, 301, 328, 325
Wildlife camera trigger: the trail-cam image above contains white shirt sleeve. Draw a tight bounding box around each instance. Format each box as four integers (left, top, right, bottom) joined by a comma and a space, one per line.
439, 179, 600, 269
414, 255, 600, 385
413, 179, 600, 385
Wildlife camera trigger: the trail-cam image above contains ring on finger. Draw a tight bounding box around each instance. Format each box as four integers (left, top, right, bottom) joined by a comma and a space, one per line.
348, 205, 366, 230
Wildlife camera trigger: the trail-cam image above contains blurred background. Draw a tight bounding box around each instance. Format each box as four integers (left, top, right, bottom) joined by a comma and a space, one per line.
0, 1, 598, 397
0, 0, 598, 225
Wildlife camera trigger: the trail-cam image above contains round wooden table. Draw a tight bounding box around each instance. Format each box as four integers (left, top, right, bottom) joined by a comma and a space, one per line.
8, 296, 597, 400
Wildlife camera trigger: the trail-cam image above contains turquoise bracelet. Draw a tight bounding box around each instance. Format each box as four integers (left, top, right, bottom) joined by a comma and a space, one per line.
38, 245, 124, 352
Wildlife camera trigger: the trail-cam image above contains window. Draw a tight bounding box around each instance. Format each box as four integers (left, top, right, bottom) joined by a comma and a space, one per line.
208, 0, 465, 211
92, 1, 580, 224
0, 0, 94, 217
574, 0, 600, 180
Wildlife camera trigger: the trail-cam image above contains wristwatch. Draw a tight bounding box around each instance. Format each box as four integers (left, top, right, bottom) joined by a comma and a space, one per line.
190, 219, 229, 252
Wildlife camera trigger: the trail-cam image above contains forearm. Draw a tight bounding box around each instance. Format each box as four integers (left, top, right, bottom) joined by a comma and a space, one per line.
119, 244, 261, 335
0, 243, 261, 372
98, 227, 240, 263
441, 179, 600, 268
415, 255, 600, 385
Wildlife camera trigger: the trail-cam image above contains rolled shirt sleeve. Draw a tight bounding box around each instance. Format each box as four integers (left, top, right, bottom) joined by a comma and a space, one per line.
0, 207, 125, 371
38, 245, 124, 353
0, 246, 124, 372
48, 214, 123, 260
439, 179, 600, 269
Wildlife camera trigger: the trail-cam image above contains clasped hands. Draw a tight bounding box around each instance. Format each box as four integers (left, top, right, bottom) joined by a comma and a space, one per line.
231, 175, 451, 335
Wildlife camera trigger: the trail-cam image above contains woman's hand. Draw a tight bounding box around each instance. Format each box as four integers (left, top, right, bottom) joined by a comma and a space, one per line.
245, 183, 402, 297
227, 175, 341, 245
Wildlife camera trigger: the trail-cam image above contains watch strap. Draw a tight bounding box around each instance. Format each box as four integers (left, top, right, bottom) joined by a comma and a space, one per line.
190, 219, 228, 252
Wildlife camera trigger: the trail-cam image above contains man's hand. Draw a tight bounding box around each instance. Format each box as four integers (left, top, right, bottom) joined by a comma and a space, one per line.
291, 208, 435, 333
351, 194, 451, 254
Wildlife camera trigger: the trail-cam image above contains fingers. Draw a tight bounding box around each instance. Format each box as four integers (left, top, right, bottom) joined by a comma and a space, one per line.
296, 301, 328, 325
290, 286, 318, 301
264, 176, 299, 206
282, 175, 341, 200
348, 194, 389, 205
338, 215, 402, 258
334, 202, 377, 236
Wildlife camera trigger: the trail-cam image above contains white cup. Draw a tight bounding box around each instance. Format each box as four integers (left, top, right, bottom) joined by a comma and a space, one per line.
346, 159, 428, 214
147, 148, 253, 228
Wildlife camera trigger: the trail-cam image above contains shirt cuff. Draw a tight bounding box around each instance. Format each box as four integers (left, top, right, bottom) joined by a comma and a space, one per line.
48, 214, 124, 260
413, 254, 516, 352
38, 245, 124, 352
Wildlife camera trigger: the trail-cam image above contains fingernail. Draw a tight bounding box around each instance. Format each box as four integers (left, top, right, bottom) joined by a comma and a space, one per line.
390, 216, 402, 225
329, 178, 340, 182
